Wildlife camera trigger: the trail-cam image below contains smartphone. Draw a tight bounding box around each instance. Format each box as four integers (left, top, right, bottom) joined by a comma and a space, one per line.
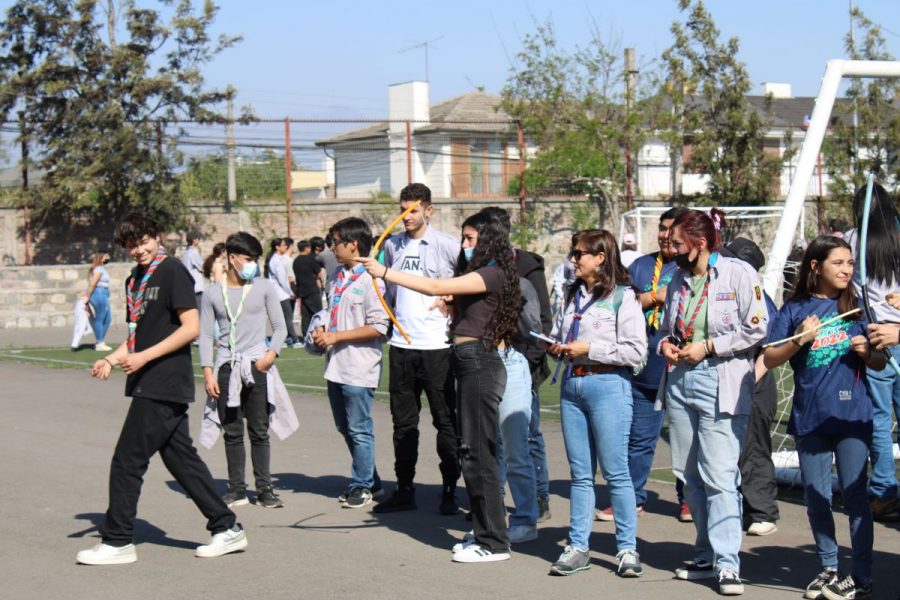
529, 331, 559, 345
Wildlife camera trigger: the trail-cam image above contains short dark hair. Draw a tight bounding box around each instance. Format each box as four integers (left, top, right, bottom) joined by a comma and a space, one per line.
297, 240, 310, 252
660, 206, 690, 223
283, 237, 294, 246
329, 217, 374, 257
400, 182, 431, 205
310, 236, 326, 253
186, 230, 201, 245
479, 206, 512, 234
114, 213, 162, 248
225, 232, 263, 259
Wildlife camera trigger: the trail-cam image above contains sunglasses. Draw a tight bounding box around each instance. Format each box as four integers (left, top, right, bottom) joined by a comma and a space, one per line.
570, 249, 596, 260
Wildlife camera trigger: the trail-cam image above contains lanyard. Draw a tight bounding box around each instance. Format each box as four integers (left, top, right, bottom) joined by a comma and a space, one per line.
647, 253, 663, 330
221, 282, 252, 367
126, 249, 167, 353
551, 287, 601, 384
329, 266, 365, 332
675, 274, 709, 344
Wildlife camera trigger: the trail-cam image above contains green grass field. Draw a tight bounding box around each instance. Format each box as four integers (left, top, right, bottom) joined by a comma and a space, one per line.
0, 344, 564, 419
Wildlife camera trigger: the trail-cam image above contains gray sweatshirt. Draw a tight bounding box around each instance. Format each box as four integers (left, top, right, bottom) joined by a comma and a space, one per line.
199, 278, 287, 368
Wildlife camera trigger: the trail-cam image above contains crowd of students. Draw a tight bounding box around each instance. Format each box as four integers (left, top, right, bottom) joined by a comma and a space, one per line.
72, 182, 900, 600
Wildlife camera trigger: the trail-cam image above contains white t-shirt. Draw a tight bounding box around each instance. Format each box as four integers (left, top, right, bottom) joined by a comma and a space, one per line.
390, 239, 450, 349
268, 254, 292, 301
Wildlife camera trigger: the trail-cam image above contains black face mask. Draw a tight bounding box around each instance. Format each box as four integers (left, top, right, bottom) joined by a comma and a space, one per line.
674, 251, 697, 271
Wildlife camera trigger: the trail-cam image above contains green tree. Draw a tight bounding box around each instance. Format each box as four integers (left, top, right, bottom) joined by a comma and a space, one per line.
0, 0, 241, 232
180, 151, 288, 203
661, 0, 786, 205
822, 6, 899, 200
501, 18, 654, 230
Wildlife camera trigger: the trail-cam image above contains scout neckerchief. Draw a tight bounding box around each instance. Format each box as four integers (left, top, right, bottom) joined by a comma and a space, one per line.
221, 280, 253, 367
647, 253, 663, 330
126, 248, 167, 353
329, 265, 365, 332
551, 286, 601, 384
674, 252, 717, 345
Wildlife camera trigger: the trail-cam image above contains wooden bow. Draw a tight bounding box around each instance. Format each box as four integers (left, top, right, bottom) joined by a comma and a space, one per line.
371, 200, 422, 345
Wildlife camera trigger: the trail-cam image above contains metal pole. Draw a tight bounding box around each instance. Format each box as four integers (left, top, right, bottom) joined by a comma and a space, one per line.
406, 120, 412, 185
19, 111, 31, 266
225, 85, 236, 211
284, 118, 293, 238
517, 120, 526, 223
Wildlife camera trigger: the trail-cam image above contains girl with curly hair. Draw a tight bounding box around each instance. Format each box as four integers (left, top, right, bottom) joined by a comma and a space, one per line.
358, 211, 521, 563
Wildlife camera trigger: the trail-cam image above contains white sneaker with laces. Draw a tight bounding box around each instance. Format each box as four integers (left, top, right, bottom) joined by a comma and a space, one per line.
451, 543, 510, 563
94, 342, 113, 352
195, 525, 247, 558
451, 530, 476, 553
747, 521, 777, 536
76, 542, 137, 565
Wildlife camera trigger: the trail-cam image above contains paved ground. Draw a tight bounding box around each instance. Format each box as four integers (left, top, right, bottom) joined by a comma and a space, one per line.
1, 327, 899, 599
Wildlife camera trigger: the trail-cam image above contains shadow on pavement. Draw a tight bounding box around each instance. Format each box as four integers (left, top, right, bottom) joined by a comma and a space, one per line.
70, 512, 197, 550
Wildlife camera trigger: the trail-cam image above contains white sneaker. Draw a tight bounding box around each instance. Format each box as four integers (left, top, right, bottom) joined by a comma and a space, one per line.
451, 530, 476, 553
507, 524, 538, 544
747, 521, 777, 536
451, 543, 510, 563
195, 525, 247, 558
94, 342, 113, 352
76, 542, 137, 565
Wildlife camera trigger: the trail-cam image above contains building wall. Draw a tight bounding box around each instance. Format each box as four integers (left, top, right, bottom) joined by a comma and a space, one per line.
333, 141, 391, 197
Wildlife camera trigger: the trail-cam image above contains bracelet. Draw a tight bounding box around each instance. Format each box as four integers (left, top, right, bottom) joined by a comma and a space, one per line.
383, 266, 389, 281
103, 357, 115, 368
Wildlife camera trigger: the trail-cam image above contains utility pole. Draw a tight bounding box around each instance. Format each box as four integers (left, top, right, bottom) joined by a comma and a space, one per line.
225, 85, 236, 212
624, 48, 636, 211
284, 118, 293, 238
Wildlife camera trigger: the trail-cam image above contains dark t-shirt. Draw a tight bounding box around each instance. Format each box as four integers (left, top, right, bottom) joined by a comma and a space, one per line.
293, 254, 322, 297
628, 252, 679, 390
124, 257, 198, 403
452, 266, 503, 340
769, 296, 872, 437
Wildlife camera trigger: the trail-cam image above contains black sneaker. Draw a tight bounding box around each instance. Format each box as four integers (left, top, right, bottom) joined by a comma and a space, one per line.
256, 486, 284, 509
805, 568, 838, 599
372, 486, 416, 513
439, 485, 459, 515
675, 558, 716, 580
822, 574, 872, 600
222, 487, 249, 508
718, 569, 744, 596
537, 497, 551, 523
343, 487, 373, 509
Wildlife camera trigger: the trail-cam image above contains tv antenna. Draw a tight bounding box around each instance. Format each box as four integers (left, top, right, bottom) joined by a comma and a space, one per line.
398, 37, 443, 82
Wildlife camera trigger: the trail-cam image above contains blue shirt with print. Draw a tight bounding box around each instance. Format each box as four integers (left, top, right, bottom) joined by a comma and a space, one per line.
769, 296, 872, 437
628, 252, 679, 390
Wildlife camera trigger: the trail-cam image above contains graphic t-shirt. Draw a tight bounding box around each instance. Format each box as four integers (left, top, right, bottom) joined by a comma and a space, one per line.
124, 258, 198, 403
769, 296, 872, 437
628, 253, 678, 389
390, 238, 450, 349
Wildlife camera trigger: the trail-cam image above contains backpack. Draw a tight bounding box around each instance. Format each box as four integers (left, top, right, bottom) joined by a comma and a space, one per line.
517, 277, 543, 350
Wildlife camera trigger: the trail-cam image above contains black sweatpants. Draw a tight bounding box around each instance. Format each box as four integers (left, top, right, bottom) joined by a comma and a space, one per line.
388, 345, 460, 489
99, 397, 235, 546
217, 364, 271, 491
299, 292, 323, 338
739, 369, 781, 525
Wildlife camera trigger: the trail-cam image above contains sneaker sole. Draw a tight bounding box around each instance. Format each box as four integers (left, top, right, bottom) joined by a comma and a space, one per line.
804, 590, 824, 599
225, 497, 250, 508
720, 583, 745, 596
675, 569, 716, 580
549, 564, 590, 576
76, 552, 137, 565
618, 567, 644, 578
747, 526, 777, 536
342, 499, 373, 509
594, 511, 614, 522
257, 502, 284, 509
195, 535, 248, 558
452, 551, 511, 563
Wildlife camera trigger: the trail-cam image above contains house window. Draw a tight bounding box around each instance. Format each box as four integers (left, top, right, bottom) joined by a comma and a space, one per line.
467, 139, 506, 196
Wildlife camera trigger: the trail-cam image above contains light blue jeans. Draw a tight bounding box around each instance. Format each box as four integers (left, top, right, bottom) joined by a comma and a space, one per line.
90, 287, 111, 343
327, 381, 380, 491
667, 359, 747, 574
497, 348, 538, 526
560, 369, 637, 552
867, 345, 900, 500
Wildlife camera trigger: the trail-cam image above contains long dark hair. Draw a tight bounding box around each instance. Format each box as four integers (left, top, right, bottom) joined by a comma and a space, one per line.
264, 237, 281, 277
457, 211, 520, 347
202, 242, 226, 280
792, 235, 859, 320
671, 208, 726, 251
852, 182, 900, 286
565, 229, 633, 304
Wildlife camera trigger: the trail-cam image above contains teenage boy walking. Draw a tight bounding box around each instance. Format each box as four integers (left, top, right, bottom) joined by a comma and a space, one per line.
375, 183, 461, 514
77, 213, 246, 565
313, 218, 389, 508
199, 231, 297, 509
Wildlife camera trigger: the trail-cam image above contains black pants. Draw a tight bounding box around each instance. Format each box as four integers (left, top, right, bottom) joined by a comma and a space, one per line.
280, 299, 298, 341
299, 292, 323, 338
739, 368, 780, 525
452, 342, 508, 552
388, 345, 460, 489
217, 364, 271, 491
100, 397, 235, 546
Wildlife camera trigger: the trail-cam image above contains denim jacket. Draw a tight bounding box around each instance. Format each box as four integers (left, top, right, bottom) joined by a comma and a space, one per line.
655, 253, 769, 415
381, 225, 459, 302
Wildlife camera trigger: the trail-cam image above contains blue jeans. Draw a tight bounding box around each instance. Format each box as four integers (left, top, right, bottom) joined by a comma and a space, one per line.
629, 384, 665, 506
327, 381, 380, 491
867, 345, 900, 500
667, 359, 747, 573
560, 370, 637, 552
90, 287, 111, 343
796, 433, 873, 584
497, 348, 538, 526
529, 388, 550, 502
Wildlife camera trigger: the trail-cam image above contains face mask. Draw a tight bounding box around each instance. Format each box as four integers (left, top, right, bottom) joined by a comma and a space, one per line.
234, 260, 258, 281
674, 250, 697, 271
463, 247, 474, 261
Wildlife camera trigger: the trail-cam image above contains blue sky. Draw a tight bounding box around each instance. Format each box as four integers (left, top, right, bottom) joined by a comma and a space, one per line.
193, 0, 900, 118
